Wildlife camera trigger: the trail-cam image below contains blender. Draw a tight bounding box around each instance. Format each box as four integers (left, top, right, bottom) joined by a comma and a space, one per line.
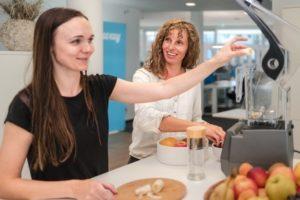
221, 0, 300, 175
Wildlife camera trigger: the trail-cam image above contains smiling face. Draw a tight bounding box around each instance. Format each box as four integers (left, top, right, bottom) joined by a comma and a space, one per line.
162, 28, 188, 68
51, 16, 94, 73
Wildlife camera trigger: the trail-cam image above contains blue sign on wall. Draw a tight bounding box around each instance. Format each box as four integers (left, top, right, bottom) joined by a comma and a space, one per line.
103, 22, 126, 132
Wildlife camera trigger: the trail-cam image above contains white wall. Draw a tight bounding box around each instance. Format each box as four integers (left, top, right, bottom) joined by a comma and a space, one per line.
0, 52, 32, 142
0, 52, 32, 178
103, 3, 141, 120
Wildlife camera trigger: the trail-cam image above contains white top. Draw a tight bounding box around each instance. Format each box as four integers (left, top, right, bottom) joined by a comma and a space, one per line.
129, 68, 203, 159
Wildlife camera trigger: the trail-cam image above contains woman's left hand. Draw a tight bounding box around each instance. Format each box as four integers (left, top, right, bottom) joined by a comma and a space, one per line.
199, 122, 225, 145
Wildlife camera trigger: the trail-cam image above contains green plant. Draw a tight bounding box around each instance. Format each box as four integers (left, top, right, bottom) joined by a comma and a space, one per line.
0, 0, 43, 20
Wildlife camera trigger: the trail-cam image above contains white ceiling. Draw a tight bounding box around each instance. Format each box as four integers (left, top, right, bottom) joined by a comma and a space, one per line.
139, 10, 256, 28
103, 0, 271, 28
203, 10, 255, 27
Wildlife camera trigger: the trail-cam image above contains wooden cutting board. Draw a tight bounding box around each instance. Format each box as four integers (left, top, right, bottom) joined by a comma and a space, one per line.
116, 178, 186, 200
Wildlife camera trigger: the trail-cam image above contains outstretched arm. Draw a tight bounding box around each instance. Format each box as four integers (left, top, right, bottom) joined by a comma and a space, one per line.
0, 123, 117, 199
110, 37, 248, 104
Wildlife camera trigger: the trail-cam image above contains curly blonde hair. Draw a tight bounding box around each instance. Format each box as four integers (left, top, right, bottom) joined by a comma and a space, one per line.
144, 19, 200, 77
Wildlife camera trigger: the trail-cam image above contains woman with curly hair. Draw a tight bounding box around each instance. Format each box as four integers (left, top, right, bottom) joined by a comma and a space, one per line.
0, 8, 247, 199
129, 19, 226, 163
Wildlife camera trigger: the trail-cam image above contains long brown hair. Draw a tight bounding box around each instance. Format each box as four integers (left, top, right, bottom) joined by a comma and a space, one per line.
28, 8, 98, 171
145, 19, 200, 77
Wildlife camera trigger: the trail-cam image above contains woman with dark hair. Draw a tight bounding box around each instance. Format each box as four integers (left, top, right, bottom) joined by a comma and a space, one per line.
0, 8, 248, 199
129, 19, 226, 163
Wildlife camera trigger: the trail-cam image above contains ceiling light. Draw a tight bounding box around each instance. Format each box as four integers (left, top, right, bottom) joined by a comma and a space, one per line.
185, 2, 196, 7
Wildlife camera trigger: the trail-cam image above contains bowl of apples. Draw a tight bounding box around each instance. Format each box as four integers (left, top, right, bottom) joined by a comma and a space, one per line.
157, 136, 188, 166
204, 161, 300, 200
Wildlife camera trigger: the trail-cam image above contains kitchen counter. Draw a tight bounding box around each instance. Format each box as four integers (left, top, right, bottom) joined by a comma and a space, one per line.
95, 155, 300, 199
96, 155, 224, 199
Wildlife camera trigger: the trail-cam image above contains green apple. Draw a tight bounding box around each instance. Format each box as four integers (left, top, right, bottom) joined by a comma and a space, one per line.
265, 174, 296, 200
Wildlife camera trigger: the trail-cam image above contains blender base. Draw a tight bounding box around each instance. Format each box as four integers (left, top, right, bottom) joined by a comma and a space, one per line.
220, 121, 294, 175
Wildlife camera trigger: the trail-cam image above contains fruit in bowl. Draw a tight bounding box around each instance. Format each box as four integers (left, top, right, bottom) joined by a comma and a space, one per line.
174, 140, 187, 147
159, 137, 187, 147
239, 162, 253, 176
247, 167, 268, 188
266, 174, 296, 200
207, 175, 235, 200
205, 162, 299, 200
233, 175, 258, 198
294, 162, 300, 186
157, 136, 188, 165
159, 137, 177, 147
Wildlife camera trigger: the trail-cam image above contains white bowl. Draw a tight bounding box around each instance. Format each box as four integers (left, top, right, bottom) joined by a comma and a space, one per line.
156, 137, 188, 166
212, 144, 223, 161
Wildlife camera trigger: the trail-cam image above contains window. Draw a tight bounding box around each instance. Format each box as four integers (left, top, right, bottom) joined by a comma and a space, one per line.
140, 30, 158, 62
203, 31, 215, 44
216, 29, 263, 45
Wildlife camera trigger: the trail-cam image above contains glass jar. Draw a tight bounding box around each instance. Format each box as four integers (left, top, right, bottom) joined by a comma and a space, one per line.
186, 126, 207, 181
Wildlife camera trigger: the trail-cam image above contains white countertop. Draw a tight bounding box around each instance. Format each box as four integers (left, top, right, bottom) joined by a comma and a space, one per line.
95, 155, 225, 200
95, 155, 300, 200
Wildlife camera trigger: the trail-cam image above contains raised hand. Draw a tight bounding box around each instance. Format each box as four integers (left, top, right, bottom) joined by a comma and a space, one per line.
212, 36, 249, 68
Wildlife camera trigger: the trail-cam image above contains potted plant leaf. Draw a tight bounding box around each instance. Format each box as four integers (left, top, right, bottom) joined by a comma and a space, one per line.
0, 0, 43, 51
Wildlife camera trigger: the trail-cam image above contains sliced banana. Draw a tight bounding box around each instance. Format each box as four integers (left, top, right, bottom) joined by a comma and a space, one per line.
135, 184, 151, 196
134, 179, 165, 198
147, 192, 162, 200
151, 179, 164, 194
244, 47, 254, 55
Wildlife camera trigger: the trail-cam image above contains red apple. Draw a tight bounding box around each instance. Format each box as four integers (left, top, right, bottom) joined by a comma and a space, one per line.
247, 167, 268, 188
174, 141, 187, 147
233, 176, 258, 199
297, 185, 300, 193
269, 165, 295, 182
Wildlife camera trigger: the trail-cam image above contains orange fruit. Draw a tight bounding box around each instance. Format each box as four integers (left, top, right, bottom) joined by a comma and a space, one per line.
159, 137, 177, 147
239, 162, 253, 176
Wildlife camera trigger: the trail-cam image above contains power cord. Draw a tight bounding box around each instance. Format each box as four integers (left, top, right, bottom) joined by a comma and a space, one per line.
294, 149, 300, 154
